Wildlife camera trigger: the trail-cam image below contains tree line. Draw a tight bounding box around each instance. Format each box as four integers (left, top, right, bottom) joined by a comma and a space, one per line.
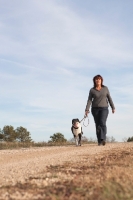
0, 126, 132, 144
48, 133, 118, 143
0, 125, 32, 142
48, 133, 133, 143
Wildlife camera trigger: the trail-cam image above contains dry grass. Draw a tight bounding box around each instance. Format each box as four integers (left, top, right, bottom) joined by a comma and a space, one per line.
0, 144, 133, 199
0, 141, 94, 150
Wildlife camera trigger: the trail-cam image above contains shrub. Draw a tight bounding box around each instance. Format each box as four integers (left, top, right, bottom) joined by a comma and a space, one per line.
48, 133, 67, 143
127, 136, 133, 142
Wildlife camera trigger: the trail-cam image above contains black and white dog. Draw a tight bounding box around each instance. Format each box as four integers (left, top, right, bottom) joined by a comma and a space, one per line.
71, 118, 83, 146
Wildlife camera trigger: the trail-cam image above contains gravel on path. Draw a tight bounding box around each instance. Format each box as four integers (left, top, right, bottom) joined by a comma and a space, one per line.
0, 143, 132, 187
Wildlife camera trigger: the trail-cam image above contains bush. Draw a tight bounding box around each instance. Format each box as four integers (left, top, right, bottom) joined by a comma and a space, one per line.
48, 133, 67, 144
127, 137, 133, 142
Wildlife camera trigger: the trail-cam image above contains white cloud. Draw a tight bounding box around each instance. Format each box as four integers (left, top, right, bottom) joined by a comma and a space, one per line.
1, 0, 133, 69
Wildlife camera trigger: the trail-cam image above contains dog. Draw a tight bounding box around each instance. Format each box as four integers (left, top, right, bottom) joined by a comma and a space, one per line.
71, 118, 83, 146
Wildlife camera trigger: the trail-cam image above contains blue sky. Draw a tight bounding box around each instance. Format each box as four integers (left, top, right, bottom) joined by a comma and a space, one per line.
0, 0, 133, 142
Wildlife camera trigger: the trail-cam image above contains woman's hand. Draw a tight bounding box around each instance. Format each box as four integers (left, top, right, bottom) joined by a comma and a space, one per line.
112, 109, 115, 113
85, 110, 89, 117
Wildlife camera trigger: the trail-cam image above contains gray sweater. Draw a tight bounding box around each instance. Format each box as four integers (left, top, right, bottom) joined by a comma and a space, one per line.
85, 86, 115, 111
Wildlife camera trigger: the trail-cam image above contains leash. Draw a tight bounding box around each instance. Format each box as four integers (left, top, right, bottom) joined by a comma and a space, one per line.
80, 115, 89, 127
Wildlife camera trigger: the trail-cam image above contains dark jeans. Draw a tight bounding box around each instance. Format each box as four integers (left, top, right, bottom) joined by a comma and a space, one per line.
91, 107, 109, 144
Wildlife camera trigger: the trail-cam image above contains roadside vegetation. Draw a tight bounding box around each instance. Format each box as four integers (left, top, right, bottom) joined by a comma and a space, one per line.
127, 136, 133, 142
0, 125, 132, 150
0, 125, 32, 142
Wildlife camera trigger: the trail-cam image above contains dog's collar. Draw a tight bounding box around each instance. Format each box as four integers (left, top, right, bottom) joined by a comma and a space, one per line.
73, 125, 79, 129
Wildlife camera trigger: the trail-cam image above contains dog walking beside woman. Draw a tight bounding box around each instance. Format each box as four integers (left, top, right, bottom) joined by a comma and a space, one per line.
85, 75, 115, 146
71, 118, 83, 146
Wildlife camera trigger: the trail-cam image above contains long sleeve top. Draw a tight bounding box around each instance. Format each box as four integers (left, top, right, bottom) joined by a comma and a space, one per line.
85, 86, 115, 111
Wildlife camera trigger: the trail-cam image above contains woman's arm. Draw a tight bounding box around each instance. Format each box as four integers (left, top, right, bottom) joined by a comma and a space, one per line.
85, 89, 92, 116
106, 87, 115, 113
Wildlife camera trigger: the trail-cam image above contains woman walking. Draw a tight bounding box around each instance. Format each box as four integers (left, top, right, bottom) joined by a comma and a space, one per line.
85, 75, 115, 146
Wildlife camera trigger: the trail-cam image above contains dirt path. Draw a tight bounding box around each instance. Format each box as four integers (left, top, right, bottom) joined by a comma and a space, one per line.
0, 143, 133, 200
0, 142, 133, 199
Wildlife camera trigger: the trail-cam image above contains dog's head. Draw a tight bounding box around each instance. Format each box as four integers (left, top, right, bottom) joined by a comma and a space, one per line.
72, 118, 80, 128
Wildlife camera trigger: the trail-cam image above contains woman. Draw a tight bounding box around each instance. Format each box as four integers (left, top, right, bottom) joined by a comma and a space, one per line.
85, 75, 115, 146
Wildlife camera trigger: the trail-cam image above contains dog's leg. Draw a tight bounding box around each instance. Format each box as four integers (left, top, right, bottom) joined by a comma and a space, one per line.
75, 136, 78, 146
78, 134, 82, 146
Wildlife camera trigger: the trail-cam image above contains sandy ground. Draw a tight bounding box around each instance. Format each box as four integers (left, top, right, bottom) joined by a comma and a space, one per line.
0, 142, 133, 188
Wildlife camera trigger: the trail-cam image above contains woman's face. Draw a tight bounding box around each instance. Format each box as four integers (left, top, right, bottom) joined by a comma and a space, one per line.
95, 77, 102, 85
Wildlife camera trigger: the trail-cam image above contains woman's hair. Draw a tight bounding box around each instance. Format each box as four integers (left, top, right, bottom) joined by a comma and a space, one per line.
93, 74, 104, 88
